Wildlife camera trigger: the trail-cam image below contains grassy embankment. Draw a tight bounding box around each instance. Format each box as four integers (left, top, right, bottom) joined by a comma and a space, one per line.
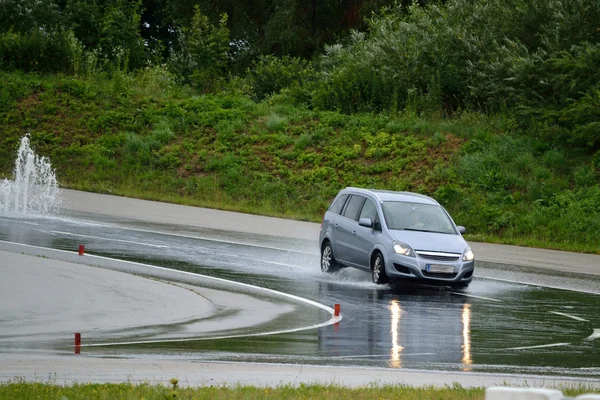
1, 70, 599, 253
1, 381, 598, 400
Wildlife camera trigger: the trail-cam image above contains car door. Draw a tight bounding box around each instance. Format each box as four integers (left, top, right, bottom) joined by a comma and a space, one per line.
323, 193, 349, 257
335, 194, 366, 267
353, 197, 382, 268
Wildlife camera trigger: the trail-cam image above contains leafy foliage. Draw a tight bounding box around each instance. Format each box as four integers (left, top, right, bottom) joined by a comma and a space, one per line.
0, 29, 77, 73
168, 6, 230, 92
245, 55, 316, 102
0, 0, 148, 73
1, 72, 599, 252
1, 0, 600, 252
154, 0, 396, 63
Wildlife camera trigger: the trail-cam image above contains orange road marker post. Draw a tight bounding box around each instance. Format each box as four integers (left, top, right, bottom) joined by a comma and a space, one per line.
74, 332, 81, 354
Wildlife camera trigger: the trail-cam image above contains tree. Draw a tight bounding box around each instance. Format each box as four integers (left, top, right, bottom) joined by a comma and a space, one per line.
65, 0, 147, 71
149, 0, 396, 68
169, 6, 230, 91
0, 0, 74, 72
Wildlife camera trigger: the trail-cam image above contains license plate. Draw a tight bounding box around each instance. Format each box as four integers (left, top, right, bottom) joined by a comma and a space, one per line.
426, 264, 455, 274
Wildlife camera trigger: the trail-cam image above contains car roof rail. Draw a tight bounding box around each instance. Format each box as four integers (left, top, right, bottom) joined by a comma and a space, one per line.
343, 187, 439, 205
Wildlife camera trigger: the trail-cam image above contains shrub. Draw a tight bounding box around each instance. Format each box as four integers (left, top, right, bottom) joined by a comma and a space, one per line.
245, 55, 316, 102
0, 29, 76, 73
265, 114, 288, 132
313, 0, 600, 126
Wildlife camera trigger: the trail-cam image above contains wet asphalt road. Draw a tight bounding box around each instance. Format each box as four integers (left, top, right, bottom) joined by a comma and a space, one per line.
1, 194, 600, 379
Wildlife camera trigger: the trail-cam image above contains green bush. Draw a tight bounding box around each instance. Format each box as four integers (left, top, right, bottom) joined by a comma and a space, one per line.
313, 0, 600, 131
246, 55, 317, 102
265, 114, 288, 132
0, 29, 76, 73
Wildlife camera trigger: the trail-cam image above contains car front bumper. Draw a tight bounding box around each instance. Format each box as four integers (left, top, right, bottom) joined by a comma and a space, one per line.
384, 251, 474, 285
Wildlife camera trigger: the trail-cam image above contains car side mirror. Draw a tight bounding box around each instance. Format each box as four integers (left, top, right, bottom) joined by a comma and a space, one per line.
358, 218, 373, 228
457, 226, 466, 234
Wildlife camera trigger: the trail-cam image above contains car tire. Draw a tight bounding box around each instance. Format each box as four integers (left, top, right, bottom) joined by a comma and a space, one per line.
372, 252, 389, 285
321, 242, 339, 273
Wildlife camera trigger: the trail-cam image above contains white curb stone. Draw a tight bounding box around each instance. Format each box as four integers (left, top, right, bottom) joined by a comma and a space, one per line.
485, 387, 564, 400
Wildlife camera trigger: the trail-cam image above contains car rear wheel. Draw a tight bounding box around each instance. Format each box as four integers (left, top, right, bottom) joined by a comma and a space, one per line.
372, 252, 389, 284
321, 242, 339, 273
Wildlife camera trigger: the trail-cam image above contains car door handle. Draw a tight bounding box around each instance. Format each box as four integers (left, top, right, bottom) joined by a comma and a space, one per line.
334, 223, 339, 228
352, 230, 357, 235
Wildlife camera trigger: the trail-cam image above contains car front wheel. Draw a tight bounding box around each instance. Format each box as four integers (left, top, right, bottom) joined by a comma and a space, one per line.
372, 252, 389, 284
321, 242, 339, 273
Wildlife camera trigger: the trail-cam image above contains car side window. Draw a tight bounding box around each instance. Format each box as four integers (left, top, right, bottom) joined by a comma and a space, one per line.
342, 195, 366, 221
359, 198, 377, 220
359, 199, 382, 231
329, 194, 349, 215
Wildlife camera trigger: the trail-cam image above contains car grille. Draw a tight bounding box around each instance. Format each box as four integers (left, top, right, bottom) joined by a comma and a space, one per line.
422, 271, 458, 279
415, 251, 460, 262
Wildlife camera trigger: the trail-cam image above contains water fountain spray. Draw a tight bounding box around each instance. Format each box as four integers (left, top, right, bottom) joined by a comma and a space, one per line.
0, 135, 59, 214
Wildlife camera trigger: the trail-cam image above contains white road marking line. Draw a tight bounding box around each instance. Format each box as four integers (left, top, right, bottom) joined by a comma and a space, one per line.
585, 329, 600, 341
549, 311, 588, 322
16, 221, 40, 226
51, 230, 169, 249
0, 240, 340, 347
10, 216, 600, 296
84, 316, 342, 347
262, 261, 305, 269
99, 225, 313, 255
478, 275, 600, 296
505, 342, 570, 350
450, 292, 502, 302
31, 228, 52, 235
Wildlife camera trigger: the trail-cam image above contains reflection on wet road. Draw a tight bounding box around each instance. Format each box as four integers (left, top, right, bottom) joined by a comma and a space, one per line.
1, 212, 599, 377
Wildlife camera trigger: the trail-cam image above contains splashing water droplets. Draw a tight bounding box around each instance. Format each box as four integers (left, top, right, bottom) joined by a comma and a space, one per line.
0, 135, 60, 214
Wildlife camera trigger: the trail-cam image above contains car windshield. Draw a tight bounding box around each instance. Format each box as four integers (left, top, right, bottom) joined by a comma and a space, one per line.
381, 201, 456, 234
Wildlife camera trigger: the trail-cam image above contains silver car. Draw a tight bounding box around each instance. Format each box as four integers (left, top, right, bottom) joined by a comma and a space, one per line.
319, 187, 474, 288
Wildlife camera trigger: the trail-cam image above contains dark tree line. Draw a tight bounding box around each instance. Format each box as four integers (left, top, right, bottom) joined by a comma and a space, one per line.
147, 0, 398, 59
0, 0, 413, 74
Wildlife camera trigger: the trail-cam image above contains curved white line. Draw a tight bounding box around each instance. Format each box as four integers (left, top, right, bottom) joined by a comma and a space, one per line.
0, 240, 341, 347
88, 252, 335, 314
585, 329, 600, 341
81, 253, 342, 347
84, 316, 341, 347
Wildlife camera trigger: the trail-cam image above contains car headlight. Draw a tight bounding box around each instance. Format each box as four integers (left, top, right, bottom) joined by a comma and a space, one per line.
393, 241, 415, 257
463, 247, 475, 261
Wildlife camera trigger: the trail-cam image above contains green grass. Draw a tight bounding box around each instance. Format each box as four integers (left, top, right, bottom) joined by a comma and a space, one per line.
0, 70, 599, 253
0, 381, 597, 399
0, 382, 477, 400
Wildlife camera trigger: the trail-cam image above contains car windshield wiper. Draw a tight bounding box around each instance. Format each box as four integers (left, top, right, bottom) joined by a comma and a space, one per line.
403, 228, 449, 234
